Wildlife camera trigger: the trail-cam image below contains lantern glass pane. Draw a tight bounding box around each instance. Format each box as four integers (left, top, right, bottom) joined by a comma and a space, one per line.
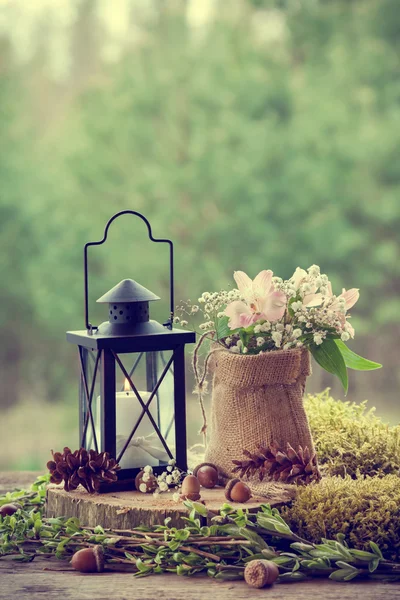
114, 351, 175, 470
79, 347, 101, 453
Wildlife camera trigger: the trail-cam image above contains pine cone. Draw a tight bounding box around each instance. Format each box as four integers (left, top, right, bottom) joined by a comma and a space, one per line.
232, 441, 321, 485
47, 447, 120, 493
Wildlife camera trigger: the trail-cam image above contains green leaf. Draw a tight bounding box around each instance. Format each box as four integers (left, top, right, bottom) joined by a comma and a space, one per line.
310, 339, 348, 394
216, 316, 233, 340
369, 558, 380, 572
369, 541, 383, 558
329, 568, 360, 582
334, 340, 382, 371
238, 527, 269, 550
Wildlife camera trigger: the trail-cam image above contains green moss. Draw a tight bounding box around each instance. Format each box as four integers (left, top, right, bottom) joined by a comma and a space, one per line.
305, 389, 400, 478
282, 474, 400, 561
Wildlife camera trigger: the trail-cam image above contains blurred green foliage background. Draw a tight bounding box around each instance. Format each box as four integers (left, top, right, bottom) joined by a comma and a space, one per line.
0, 0, 399, 470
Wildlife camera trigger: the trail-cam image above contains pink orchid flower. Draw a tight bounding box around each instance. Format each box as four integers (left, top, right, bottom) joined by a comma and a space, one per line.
224, 270, 287, 329
327, 284, 359, 338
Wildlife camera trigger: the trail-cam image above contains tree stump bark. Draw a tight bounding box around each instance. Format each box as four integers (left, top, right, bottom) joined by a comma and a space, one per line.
46, 484, 294, 529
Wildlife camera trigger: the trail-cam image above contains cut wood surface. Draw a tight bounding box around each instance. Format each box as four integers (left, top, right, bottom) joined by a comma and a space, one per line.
1, 472, 399, 600
46, 482, 294, 528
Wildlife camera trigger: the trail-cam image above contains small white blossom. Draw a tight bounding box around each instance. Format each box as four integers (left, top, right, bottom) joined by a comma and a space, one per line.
225, 336, 232, 345
231, 346, 240, 354
308, 264, 320, 277
142, 472, 150, 482
271, 331, 282, 348
298, 316, 307, 322
275, 323, 284, 332
292, 328, 302, 339
291, 301, 303, 312
180, 320, 188, 327
139, 483, 147, 493
217, 312, 225, 318
168, 458, 176, 466
191, 305, 199, 313
166, 466, 173, 472
172, 492, 180, 503
143, 465, 153, 474
165, 475, 173, 485
260, 321, 271, 332
256, 337, 264, 347
313, 333, 324, 345
159, 481, 169, 492
242, 347, 248, 354
283, 343, 292, 350
296, 341, 304, 347
341, 332, 350, 341
254, 324, 262, 334
173, 316, 180, 324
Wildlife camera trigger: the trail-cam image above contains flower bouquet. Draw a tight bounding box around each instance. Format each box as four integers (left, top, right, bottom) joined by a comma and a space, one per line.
177, 265, 381, 493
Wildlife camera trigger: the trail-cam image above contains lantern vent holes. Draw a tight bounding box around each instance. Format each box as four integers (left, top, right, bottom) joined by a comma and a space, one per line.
107, 301, 150, 325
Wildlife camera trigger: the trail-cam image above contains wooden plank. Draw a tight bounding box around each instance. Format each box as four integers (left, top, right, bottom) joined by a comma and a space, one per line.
0, 473, 397, 599
46, 483, 294, 528
0, 560, 397, 600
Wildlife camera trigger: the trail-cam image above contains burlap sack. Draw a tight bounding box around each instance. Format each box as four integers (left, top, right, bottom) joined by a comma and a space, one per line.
205, 347, 313, 496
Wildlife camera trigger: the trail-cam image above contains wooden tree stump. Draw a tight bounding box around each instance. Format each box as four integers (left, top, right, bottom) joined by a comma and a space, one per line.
46, 484, 294, 529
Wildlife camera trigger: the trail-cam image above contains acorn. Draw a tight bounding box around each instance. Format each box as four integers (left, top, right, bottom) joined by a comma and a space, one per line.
71, 546, 105, 573
193, 463, 219, 489
135, 470, 158, 493
244, 559, 279, 588
0, 503, 21, 517
180, 475, 201, 501
224, 478, 251, 503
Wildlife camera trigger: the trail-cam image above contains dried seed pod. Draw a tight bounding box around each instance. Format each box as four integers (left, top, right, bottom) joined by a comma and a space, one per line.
0, 503, 20, 517
180, 475, 201, 501
193, 463, 219, 489
71, 546, 104, 573
224, 478, 251, 503
135, 470, 158, 493
244, 559, 279, 588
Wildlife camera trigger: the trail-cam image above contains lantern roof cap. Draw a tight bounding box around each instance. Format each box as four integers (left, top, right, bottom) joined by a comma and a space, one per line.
96, 279, 160, 304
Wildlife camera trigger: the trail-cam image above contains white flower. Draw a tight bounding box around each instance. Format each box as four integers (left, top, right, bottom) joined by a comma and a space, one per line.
313, 333, 324, 345
173, 316, 180, 324
168, 459, 176, 466
142, 472, 150, 482
166, 475, 173, 485
260, 321, 271, 332
225, 336, 232, 345
285, 324, 293, 333
283, 343, 292, 350
291, 267, 308, 290
159, 481, 169, 492
217, 312, 225, 318
271, 331, 282, 348
292, 328, 302, 339
172, 492, 180, 503
298, 316, 307, 322
198, 297, 205, 303
143, 465, 153, 474
341, 332, 350, 342
242, 347, 248, 354
139, 483, 147, 493
254, 324, 262, 334
205, 303, 212, 313
296, 341, 304, 347
275, 323, 284, 332
291, 301, 303, 312
166, 466, 173, 472
308, 265, 320, 277
256, 337, 264, 347
231, 346, 240, 354
180, 320, 188, 327
191, 305, 199, 313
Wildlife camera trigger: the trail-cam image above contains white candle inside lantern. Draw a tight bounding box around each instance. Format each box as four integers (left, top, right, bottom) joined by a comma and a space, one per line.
95, 379, 169, 469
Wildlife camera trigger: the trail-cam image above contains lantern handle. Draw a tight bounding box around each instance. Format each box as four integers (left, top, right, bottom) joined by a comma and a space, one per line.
84, 210, 174, 334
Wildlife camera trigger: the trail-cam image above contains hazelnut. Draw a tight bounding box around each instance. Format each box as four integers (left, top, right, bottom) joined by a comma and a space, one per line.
71, 546, 104, 573
224, 478, 251, 503
180, 475, 201, 501
0, 503, 21, 517
193, 463, 219, 489
244, 559, 279, 588
135, 470, 158, 493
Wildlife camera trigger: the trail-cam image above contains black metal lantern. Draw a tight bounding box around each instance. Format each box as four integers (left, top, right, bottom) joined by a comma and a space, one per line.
67, 211, 195, 491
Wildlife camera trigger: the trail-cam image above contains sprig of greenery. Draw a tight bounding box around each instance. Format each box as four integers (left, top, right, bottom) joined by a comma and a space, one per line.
1, 478, 399, 583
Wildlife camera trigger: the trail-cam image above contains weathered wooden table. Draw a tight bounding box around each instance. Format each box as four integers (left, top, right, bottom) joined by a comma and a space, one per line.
0, 473, 399, 600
